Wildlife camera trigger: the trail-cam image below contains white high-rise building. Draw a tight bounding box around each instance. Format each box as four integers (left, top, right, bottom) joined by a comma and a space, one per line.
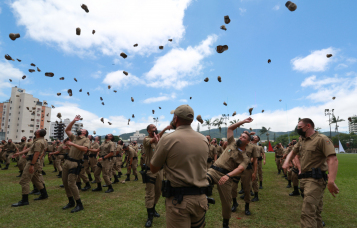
0, 87, 52, 142
348, 115, 357, 134
49, 118, 83, 140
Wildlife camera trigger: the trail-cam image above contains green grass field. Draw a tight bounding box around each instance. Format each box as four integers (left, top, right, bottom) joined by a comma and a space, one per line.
0, 153, 356, 228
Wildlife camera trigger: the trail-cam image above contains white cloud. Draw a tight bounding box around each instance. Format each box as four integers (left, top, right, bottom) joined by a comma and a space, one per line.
0, 61, 25, 97
102, 70, 142, 88
346, 58, 357, 64
143, 93, 176, 104
272, 5, 280, 10
179, 99, 187, 102
239, 8, 246, 16
291, 47, 338, 73
144, 34, 218, 89
335, 63, 348, 70
301, 75, 345, 89
91, 70, 102, 79
11, 0, 192, 57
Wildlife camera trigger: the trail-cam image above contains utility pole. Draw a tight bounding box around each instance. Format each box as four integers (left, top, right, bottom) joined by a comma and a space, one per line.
325, 109, 334, 138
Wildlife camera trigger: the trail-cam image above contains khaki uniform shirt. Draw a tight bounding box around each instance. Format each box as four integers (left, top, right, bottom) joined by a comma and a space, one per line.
57, 145, 67, 155
6, 142, 17, 153
27, 138, 46, 157
68, 135, 91, 160
91, 142, 100, 154
274, 147, 284, 157
216, 145, 223, 157
0, 142, 8, 152
126, 147, 135, 164
47, 145, 54, 152
17, 142, 27, 152
246, 143, 260, 159
143, 136, 157, 171
98, 140, 115, 157
213, 136, 249, 171
208, 144, 217, 160
293, 132, 335, 173
151, 125, 209, 188
116, 145, 123, 156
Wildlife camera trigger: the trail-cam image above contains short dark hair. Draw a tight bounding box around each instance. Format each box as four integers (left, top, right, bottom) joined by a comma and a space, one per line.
147, 124, 153, 132
242, 132, 251, 141
39, 129, 46, 137
299, 118, 315, 128
255, 135, 260, 142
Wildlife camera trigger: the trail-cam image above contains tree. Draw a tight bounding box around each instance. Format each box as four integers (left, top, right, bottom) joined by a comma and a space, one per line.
203, 118, 213, 136
229, 119, 242, 137
330, 114, 345, 133
259, 126, 271, 136
197, 123, 200, 132
315, 127, 322, 133
213, 117, 224, 138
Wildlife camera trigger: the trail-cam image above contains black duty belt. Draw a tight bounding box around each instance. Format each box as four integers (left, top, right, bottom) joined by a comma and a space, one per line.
89, 154, 96, 158
171, 186, 209, 196
66, 157, 83, 163
133, 157, 138, 160
258, 156, 263, 161
26, 155, 34, 161
83, 154, 89, 160
7, 150, 15, 154
298, 169, 327, 180
276, 155, 283, 158
246, 163, 253, 170
211, 165, 230, 175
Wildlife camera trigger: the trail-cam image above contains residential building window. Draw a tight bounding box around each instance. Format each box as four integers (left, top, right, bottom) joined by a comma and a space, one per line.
17, 130, 18, 132
19, 106, 21, 108
30, 130, 34, 133
37, 114, 40, 116
18, 118, 19, 120
10, 107, 12, 110
8, 119, 10, 122
9, 113, 11, 116
8, 125, 9, 128
19, 112, 20, 114
17, 124, 19, 126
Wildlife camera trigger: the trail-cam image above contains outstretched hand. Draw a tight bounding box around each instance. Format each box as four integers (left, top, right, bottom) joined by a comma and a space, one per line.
243, 117, 253, 124
74, 115, 81, 121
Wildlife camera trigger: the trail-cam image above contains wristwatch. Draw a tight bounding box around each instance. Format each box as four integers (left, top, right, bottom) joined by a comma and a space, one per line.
226, 174, 231, 179
30, 163, 35, 166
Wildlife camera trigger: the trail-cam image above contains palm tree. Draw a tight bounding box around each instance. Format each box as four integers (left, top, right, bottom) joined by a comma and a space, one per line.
213, 117, 224, 138
259, 126, 271, 136
330, 114, 345, 133
203, 118, 213, 136
229, 119, 242, 137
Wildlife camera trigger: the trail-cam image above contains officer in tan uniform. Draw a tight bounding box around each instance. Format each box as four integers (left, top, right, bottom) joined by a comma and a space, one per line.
50, 139, 70, 178
284, 141, 295, 188
15, 137, 27, 177
0, 140, 6, 165
257, 143, 266, 189
89, 137, 100, 181
216, 140, 224, 158
1, 139, 19, 170
90, 134, 116, 193
251, 135, 264, 201
283, 118, 339, 228
139, 144, 145, 170
207, 118, 252, 228
142, 124, 171, 227
46, 141, 54, 165
150, 105, 211, 228
111, 140, 124, 183
274, 143, 284, 174
60, 115, 90, 213
123, 143, 136, 181
11, 129, 48, 207
82, 135, 93, 182
206, 135, 217, 169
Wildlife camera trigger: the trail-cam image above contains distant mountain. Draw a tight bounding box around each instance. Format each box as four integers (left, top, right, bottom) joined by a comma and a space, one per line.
118, 127, 340, 140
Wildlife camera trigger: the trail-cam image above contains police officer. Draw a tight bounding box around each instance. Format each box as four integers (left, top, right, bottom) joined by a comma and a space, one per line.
89, 136, 100, 181
142, 124, 171, 227
206, 135, 217, 169
257, 143, 266, 189
283, 118, 339, 228
1, 139, 19, 170
49, 139, 70, 178
0, 140, 6, 165
207, 118, 252, 228
47, 141, 54, 165
11, 129, 48, 207
216, 140, 224, 158
274, 143, 284, 174
82, 135, 93, 182
15, 137, 27, 177
90, 133, 115, 193
251, 135, 263, 201
123, 143, 137, 181
61, 115, 90, 213
150, 105, 210, 228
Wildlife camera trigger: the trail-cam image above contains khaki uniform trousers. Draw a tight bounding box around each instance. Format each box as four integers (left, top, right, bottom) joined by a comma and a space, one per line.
165, 194, 208, 228
48, 153, 53, 162
258, 160, 263, 181
300, 178, 326, 228
207, 168, 233, 220
231, 178, 240, 199
145, 170, 163, 208
0, 150, 4, 162
94, 159, 112, 185
55, 155, 65, 172
292, 170, 299, 187
83, 158, 90, 175
288, 168, 292, 181
78, 163, 89, 184
140, 155, 145, 170
20, 161, 44, 194
117, 156, 122, 173
18, 156, 27, 171
111, 157, 122, 176
240, 168, 253, 204
38, 157, 45, 183
275, 158, 282, 171
5, 152, 14, 165
62, 160, 81, 200
89, 155, 97, 172
127, 158, 138, 176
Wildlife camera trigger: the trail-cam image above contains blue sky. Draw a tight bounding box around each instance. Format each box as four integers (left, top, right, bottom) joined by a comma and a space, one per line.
0, 0, 356, 136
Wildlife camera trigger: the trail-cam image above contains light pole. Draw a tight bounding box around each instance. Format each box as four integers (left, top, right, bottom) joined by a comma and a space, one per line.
153, 117, 159, 126
222, 114, 229, 137
325, 109, 334, 138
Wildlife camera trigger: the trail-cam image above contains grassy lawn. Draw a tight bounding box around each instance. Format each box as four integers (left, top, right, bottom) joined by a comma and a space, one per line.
0, 153, 356, 228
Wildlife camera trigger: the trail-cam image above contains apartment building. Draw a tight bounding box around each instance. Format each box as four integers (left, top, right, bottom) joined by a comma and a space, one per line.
0, 87, 52, 142
49, 118, 83, 140
348, 115, 357, 134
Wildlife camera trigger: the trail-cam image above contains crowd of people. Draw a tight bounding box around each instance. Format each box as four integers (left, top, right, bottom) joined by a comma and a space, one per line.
0, 104, 340, 228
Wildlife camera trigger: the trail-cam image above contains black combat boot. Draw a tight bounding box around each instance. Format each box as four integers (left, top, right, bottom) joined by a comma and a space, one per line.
34, 186, 48, 200
286, 180, 292, 188
62, 197, 75, 210
29, 185, 39, 195
251, 192, 259, 202
245, 203, 251, 215
240, 194, 245, 199
153, 204, 160, 217
112, 175, 119, 184
134, 175, 138, 181
223, 218, 230, 228
42, 170, 46, 175
71, 199, 84, 213
76, 182, 82, 190
49, 161, 53, 165
289, 186, 300, 196
278, 169, 281, 175
125, 174, 130, 181
16, 171, 23, 177
322, 221, 325, 226
259, 181, 263, 189
92, 182, 102, 192
118, 172, 122, 178
145, 208, 154, 227
231, 198, 238, 212
11, 194, 29, 207
250, 190, 254, 196
105, 184, 114, 193
81, 182, 91, 191
2, 163, 9, 170
238, 183, 244, 194
59, 184, 64, 188
87, 173, 93, 181
57, 171, 62, 178
52, 167, 57, 172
